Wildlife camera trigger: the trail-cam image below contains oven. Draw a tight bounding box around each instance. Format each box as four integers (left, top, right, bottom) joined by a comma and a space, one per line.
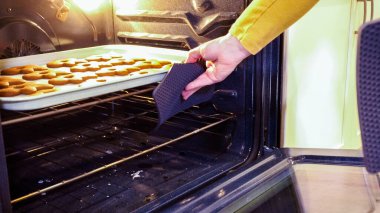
0, 0, 372, 213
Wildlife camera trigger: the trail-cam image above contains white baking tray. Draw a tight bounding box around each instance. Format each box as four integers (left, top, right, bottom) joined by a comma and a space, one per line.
0, 45, 187, 111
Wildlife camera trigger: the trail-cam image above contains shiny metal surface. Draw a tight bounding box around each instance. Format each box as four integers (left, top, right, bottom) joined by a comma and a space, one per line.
0, 0, 114, 58
113, 0, 245, 49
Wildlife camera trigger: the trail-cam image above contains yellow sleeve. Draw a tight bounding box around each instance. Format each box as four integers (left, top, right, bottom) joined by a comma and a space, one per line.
229, 0, 319, 55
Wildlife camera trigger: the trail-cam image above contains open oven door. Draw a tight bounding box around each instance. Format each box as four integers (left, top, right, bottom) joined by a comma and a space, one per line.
155, 148, 373, 213
149, 18, 380, 213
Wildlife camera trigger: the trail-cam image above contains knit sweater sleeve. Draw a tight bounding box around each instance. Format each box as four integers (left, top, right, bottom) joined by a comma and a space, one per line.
229, 0, 319, 54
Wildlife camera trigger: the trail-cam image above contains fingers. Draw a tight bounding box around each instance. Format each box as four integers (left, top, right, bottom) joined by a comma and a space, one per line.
181, 34, 251, 100
185, 47, 202, 63
185, 41, 217, 63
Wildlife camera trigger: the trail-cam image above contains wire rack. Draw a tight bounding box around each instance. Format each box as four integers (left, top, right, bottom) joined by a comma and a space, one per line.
1, 85, 235, 211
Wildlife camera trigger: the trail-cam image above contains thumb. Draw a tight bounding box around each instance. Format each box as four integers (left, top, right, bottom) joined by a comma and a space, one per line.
182, 67, 216, 100
184, 69, 216, 91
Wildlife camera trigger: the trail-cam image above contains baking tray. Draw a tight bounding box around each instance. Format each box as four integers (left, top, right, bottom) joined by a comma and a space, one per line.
0, 45, 187, 111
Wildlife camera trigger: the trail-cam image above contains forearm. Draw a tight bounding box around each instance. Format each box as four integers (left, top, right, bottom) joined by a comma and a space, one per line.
229, 0, 319, 55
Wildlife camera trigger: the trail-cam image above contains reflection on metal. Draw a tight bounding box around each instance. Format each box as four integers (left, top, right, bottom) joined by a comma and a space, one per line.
49, 0, 71, 22
116, 9, 238, 36
191, 0, 213, 13
114, 0, 139, 11
0, 0, 112, 57
73, 0, 106, 12
74, 3, 99, 42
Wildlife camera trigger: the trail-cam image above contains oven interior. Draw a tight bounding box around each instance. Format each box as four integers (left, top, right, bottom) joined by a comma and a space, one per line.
0, 0, 282, 212
3, 85, 242, 212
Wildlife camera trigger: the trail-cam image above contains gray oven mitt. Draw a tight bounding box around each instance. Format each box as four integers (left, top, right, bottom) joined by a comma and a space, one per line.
357, 19, 380, 173
153, 61, 215, 127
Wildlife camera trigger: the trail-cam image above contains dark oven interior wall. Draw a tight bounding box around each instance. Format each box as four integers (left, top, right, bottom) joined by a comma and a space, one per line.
113, 0, 246, 49
0, 0, 114, 58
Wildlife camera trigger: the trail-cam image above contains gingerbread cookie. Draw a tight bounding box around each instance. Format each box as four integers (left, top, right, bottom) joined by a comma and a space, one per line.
95, 66, 141, 77
85, 55, 112, 62
95, 68, 116, 77
121, 66, 140, 74
48, 73, 97, 85
0, 82, 54, 97
108, 58, 135, 66
149, 61, 164, 68
70, 62, 113, 72
156, 60, 172, 65
1, 65, 48, 75
47, 58, 88, 68
134, 61, 152, 69
139, 71, 149, 75
31, 88, 57, 96
0, 76, 26, 88
22, 70, 71, 81
131, 58, 146, 62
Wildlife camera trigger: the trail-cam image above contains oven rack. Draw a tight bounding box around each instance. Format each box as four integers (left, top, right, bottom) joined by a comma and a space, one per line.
1, 86, 235, 207
0, 85, 157, 126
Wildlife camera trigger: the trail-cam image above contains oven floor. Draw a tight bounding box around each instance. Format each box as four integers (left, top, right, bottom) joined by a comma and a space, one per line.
3, 94, 242, 212
11, 144, 239, 213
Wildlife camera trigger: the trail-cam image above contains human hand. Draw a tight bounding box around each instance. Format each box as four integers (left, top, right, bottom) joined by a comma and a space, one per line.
182, 33, 251, 100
